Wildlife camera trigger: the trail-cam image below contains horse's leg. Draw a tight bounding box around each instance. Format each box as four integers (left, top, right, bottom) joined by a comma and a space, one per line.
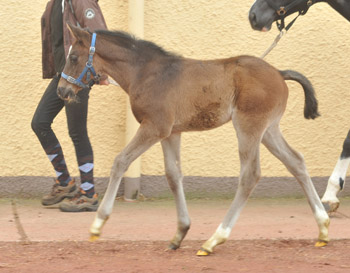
262, 124, 329, 246
89, 122, 164, 241
197, 118, 264, 255
321, 130, 350, 212
161, 133, 191, 250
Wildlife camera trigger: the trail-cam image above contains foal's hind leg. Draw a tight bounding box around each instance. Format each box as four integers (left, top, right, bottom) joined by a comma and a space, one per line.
198, 121, 264, 255
161, 133, 191, 250
262, 124, 329, 246
90, 122, 164, 241
321, 130, 350, 212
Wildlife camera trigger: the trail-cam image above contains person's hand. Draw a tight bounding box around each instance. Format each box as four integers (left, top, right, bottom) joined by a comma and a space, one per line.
99, 74, 109, 85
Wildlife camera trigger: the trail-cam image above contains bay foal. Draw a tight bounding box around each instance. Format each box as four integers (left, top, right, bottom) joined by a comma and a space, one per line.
58, 24, 329, 255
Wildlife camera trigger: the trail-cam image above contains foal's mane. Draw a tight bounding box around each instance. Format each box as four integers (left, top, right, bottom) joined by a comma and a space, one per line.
94, 29, 180, 59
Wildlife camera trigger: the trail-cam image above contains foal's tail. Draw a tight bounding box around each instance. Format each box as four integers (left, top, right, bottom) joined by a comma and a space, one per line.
279, 70, 320, 119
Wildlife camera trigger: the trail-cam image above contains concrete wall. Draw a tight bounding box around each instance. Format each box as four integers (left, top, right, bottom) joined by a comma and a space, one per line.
0, 1, 349, 196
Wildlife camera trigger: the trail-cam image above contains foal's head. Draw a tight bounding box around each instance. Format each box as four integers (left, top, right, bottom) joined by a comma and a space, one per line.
57, 24, 104, 102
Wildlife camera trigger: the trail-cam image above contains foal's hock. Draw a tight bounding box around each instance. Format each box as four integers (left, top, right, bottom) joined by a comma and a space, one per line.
58, 24, 329, 255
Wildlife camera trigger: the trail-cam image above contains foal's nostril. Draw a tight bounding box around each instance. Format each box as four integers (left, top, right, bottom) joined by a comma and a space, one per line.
57, 87, 73, 100
57, 87, 65, 99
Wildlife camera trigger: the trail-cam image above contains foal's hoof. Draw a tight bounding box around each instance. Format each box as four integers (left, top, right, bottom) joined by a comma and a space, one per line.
196, 248, 211, 256
322, 201, 339, 213
89, 234, 100, 242
315, 240, 328, 247
168, 243, 179, 250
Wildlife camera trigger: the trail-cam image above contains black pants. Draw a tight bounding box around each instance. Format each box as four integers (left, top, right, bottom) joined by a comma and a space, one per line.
31, 74, 93, 177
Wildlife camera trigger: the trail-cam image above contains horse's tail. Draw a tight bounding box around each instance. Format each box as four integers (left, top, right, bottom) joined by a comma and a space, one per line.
279, 70, 320, 119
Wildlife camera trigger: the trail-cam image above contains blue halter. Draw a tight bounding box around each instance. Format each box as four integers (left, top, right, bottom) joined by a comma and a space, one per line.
61, 33, 99, 89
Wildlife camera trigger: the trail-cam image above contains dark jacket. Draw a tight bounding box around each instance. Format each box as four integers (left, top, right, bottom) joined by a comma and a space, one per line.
41, 0, 107, 79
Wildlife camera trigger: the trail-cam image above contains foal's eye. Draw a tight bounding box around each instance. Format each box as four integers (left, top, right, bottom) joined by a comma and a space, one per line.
70, 55, 78, 64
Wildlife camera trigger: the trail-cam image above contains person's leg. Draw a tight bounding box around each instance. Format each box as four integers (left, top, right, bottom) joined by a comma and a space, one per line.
59, 87, 98, 212
31, 75, 77, 205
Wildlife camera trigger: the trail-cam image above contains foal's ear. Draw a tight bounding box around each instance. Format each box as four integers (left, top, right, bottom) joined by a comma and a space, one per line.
66, 22, 90, 45
67, 22, 79, 40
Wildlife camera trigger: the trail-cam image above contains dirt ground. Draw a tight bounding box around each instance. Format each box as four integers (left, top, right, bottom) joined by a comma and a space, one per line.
1, 198, 350, 273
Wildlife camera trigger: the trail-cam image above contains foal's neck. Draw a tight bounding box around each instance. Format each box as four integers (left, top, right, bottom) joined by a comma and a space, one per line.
97, 43, 138, 93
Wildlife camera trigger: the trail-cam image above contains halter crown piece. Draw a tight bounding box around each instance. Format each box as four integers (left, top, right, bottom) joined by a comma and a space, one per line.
61, 33, 100, 89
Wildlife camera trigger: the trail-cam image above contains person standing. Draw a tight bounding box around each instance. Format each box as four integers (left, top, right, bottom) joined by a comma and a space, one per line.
31, 0, 108, 212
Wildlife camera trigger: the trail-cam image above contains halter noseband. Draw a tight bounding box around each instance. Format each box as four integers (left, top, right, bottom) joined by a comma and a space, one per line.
61, 33, 100, 89
266, 0, 314, 31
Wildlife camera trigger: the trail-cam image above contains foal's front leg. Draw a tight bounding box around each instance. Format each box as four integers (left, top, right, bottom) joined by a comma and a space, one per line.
161, 133, 191, 250
322, 130, 350, 212
90, 123, 162, 241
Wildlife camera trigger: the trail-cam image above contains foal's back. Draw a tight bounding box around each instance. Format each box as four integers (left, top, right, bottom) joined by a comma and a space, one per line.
163, 55, 289, 133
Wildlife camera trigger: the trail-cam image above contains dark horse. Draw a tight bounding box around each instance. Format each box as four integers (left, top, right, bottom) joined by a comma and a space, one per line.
249, 0, 350, 31
58, 23, 329, 255
249, 0, 350, 213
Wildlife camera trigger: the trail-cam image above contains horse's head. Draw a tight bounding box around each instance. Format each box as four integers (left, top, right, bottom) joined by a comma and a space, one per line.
249, 0, 313, 31
249, 0, 277, 31
58, 23, 103, 102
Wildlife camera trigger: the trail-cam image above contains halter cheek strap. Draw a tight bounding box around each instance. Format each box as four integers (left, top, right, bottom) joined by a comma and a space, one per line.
61, 33, 100, 89
266, 0, 314, 31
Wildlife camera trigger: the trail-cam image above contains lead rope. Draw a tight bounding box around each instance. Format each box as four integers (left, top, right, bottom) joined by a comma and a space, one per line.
260, 30, 285, 59
260, 11, 302, 59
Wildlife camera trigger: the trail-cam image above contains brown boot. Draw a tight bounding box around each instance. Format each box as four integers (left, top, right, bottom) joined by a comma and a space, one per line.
59, 190, 99, 212
41, 179, 78, 206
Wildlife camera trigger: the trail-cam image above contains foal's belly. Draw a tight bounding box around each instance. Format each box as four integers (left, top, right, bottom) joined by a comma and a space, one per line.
172, 102, 233, 132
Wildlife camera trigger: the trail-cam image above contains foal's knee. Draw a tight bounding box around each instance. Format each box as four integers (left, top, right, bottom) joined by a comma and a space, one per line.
241, 162, 261, 181
288, 149, 309, 176
239, 166, 261, 197
112, 154, 130, 176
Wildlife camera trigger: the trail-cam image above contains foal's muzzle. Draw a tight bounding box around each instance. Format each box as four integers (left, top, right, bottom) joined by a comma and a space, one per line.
57, 87, 76, 101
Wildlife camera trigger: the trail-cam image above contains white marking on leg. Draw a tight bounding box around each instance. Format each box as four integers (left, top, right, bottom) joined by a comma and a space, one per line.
315, 205, 330, 242
90, 215, 107, 235
202, 224, 231, 253
322, 157, 350, 204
